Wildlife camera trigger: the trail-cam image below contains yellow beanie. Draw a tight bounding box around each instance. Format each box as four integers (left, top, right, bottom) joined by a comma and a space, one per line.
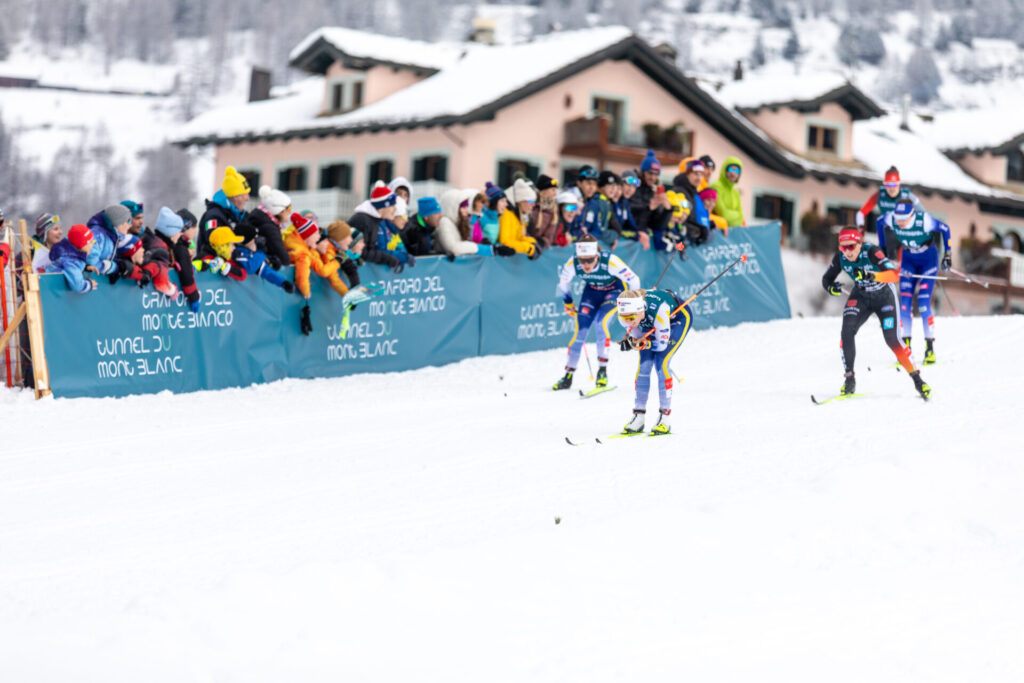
222, 166, 251, 197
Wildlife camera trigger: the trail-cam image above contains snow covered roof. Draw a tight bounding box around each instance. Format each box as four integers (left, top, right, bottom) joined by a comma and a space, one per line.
289, 27, 469, 74
178, 27, 635, 145
914, 108, 1024, 155
712, 64, 884, 120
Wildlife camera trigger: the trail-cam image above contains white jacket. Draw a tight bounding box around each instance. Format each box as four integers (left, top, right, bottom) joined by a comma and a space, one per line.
436, 188, 483, 257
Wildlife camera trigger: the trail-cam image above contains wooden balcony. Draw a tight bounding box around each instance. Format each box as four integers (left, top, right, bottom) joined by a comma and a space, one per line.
561, 117, 693, 169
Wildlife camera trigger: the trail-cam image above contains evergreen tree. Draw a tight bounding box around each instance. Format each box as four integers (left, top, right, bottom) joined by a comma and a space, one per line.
138, 142, 195, 214
783, 29, 800, 60
905, 47, 942, 104
750, 32, 767, 68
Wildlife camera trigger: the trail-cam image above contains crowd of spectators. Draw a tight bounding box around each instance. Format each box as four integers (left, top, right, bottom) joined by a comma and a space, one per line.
6, 149, 749, 335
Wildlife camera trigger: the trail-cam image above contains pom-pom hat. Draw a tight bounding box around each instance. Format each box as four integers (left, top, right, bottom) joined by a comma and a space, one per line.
291, 212, 321, 241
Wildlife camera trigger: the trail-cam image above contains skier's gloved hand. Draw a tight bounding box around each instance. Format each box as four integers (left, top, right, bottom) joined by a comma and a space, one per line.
827, 283, 843, 296
300, 304, 312, 336
853, 269, 875, 282
564, 302, 577, 317
619, 337, 633, 352
634, 337, 651, 351
941, 252, 952, 270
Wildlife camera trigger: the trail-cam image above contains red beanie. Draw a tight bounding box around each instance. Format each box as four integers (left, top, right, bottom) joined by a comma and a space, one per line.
291, 212, 320, 241
838, 228, 862, 245
68, 224, 94, 250
884, 167, 900, 184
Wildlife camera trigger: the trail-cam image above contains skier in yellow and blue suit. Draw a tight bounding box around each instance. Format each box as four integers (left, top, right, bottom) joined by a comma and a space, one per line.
552, 235, 640, 392
616, 287, 693, 435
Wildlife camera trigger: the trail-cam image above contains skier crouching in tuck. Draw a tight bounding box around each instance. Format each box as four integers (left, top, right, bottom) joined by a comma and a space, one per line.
553, 235, 641, 392
822, 227, 931, 400
616, 288, 693, 435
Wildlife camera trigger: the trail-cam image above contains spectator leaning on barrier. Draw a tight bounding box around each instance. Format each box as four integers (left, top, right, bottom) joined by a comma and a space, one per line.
199, 166, 251, 250
672, 158, 711, 246
204, 224, 295, 292
631, 149, 671, 238
615, 170, 649, 249
699, 187, 729, 235
326, 220, 361, 288
469, 192, 487, 243
437, 188, 515, 257
711, 156, 746, 227
698, 155, 716, 191
529, 174, 560, 249
108, 234, 152, 287
85, 203, 131, 278
120, 200, 145, 235
403, 196, 447, 258
554, 190, 581, 247
32, 213, 63, 273
572, 165, 615, 247
500, 178, 541, 258
393, 196, 410, 231
660, 191, 691, 250
153, 206, 203, 310
237, 185, 292, 269
348, 184, 415, 273
46, 224, 97, 293
480, 182, 506, 246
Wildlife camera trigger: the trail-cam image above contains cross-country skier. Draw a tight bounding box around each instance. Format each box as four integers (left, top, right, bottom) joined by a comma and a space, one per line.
855, 166, 923, 242
615, 288, 693, 435
552, 235, 640, 392
876, 199, 952, 365
822, 227, 931, 400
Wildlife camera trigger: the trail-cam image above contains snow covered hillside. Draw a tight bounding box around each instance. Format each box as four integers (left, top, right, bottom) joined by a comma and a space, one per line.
3, 314, 1023, 681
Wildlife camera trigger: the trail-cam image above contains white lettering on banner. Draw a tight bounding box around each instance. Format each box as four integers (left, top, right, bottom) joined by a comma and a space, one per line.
520, 302, 560, 320
516, 317, 574, 340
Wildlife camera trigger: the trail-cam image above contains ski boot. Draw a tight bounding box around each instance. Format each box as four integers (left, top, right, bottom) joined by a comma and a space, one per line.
923, 339, 936, 365
840, 371, 856, 396
909, 370, 931, 400
552, 370, 573, 391
650, 409, 671, 435
902, 336, 911, 351
623, 409, 645, 434
596, 366, 609, 387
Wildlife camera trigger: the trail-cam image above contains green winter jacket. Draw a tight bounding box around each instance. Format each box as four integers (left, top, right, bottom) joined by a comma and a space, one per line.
710, 156, 745, 227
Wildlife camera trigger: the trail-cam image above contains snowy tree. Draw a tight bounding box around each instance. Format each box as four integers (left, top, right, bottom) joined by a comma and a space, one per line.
684, 0, 701, 12
933, 22, 952, 52
836, 23, 887, 66
750, 32, 767, 68
905, 48, 942, 104
783, 29, 800, 60
0, 113, 43, 221
138, 142, 194, 213
949, 11, 974, 46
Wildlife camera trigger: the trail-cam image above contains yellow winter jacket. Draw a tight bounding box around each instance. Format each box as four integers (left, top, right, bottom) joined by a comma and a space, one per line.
498, 209, 539, 256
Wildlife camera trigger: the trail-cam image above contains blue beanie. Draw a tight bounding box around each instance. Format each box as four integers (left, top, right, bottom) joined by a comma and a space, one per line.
418, 196, 441, 217
120, 200, 144, 217
154, 205, 184, 238
640, 149, 661, 173
484, 181, 505, 201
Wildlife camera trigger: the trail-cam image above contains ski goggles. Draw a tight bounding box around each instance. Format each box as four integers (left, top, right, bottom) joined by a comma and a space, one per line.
618, 312, 642, 326
623, 175, 641, 187
839, 243, 860, 253
725, 165, 741, 175
577, 168, 599, 180
562, 203, 579, 212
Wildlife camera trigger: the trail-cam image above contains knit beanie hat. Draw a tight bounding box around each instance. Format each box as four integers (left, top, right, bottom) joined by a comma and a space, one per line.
34, 212, 59, 240
555, 190, 580, 206
350, 228, 364, 247
699, 154, 715, 170
484, 181, 505, 202
370, 185, 397, 210
598, 170, 620, 187
535, 174, 559, 191
154, 206, 184, 238
68, 224, 94, 250
117, 234, 143, 259
176, 208, 198, 230
417, 196, 442, 217
222, 166, 251, 197
120, 200, 144, 217
104, 203, 132, 228
698, 187, 718, 202
506, 178, 537, 204
326, 220, 352, 244
291, 212, 320, 241
884, 166, 900, 184
209, 226, 244, 248
640, 149, 661, 173
258, 185, 292, 215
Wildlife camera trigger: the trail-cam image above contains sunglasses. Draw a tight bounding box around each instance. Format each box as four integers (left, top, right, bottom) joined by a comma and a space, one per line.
839, 243, 860, 252
563, 204, 578, 212
726, 165, 741, 174
619, 313, 641, 324
578, 256, 598, 264
623, 176, 641, 187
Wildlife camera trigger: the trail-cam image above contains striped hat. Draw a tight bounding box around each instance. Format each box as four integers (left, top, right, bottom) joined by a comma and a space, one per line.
370, 185, 397, 210
291, 212, 320, 241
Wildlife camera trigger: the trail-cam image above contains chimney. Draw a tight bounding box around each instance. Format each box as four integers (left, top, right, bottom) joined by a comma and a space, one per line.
471, 17, 497, 45
899, 93, 911, 131
654, 42, 678, 63
733, 59, 744, 81
249, 67, 271, 103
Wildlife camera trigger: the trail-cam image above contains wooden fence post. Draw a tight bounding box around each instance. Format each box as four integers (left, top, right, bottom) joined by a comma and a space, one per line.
17, 219, 52, 398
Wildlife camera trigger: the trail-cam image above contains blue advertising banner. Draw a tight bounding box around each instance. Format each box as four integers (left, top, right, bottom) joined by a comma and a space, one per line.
39, 223, 789, 398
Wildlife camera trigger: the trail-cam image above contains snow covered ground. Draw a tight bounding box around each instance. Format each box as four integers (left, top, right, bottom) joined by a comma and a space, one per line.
3, 312, 1023, 681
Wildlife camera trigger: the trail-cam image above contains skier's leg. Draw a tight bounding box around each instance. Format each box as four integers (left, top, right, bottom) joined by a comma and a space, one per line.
634, 349, 655, 412
595, 301, 617, 367
918, 253, 938, 340
655, 307, 692, 412
898, 255, 916, 342
840, 295, 872, 373
876, 284, 915, 373
565, 307, 596, 370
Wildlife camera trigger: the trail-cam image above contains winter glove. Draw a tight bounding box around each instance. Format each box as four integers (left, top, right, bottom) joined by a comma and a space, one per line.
445, 252, 456, 262
208, 257, 232, 276
300, 304, 312, 336
267, 253, 283, 270
634, 336, 651, 351
564, 302, 577, 317
138, 269, 152, 288
282, 281, 295, 294
406, 253, 416, 268
853, 269, 875, 282
391, 261, 405, 274
190, 299, 200, 314
494, 244, 516, 257
528, 244, 543, 260
827, 283, 843, 296
941, 251, 952, 271
619, 337, 633, 352
109, 260, 131, 284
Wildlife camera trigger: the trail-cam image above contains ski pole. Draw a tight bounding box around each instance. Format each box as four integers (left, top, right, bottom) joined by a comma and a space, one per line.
937, 281, 960, 316
905, 272, 989, 288
947, 267, 991, 289
581, 338, 595, 382
651, 242, 686, 289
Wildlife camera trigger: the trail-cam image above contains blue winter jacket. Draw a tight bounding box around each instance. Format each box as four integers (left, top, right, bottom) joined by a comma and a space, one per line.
85, 211, 119, 275
46, 239, 93, 293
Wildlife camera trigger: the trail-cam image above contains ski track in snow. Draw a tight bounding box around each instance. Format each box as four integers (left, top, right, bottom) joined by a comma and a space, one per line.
2, 316, 1024, 681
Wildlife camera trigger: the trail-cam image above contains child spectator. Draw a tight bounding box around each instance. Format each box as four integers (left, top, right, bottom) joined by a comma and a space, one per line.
201, 226, 295, 292
529, 174, 560, 249
710, 156, 746, 227
573, 165, 616, 247
199, 166, 251, 250
388, 176, 413, 203
349, 184, 416, 273
149, 206, 202, 310
32, 213, 63, 273
658, 191, 691, 250
470, 192, 487, 243
404, 196, 445, 257
326, 220, 361, 288
671, 159, 711, 245
46, 224, 97, 293
85, 203, 132, 278
107, 235, 154, 288
480, 182, 506, 246
500, 178, 541, 258
554, 191, 581, 247
238, 185, 292, 269
631, 150, 671, 237
120, 200, 145, 235
699, 188, 729, 235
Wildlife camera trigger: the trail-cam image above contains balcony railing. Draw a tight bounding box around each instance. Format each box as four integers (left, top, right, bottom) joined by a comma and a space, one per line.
562, 117, 693, 168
